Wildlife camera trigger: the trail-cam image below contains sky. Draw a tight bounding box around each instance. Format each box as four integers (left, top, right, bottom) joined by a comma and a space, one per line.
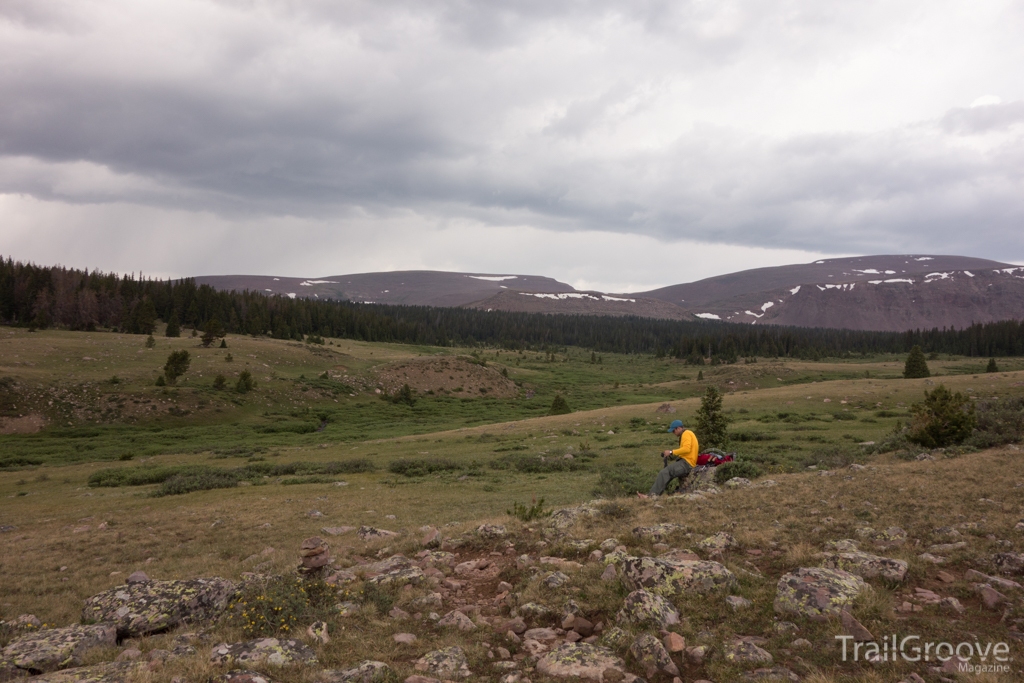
1, 0, 1023, 293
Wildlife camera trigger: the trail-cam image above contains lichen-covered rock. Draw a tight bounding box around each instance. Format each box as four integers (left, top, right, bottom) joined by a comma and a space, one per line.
722, 639, 774, 665
631, 524, 684, 541
620, 556, 735, 596
209, 638, 317, 666
437, 611, 476, 631
599, 627, 630, 650
357, 526, 398, 541
991, 552, 1024, 576
543, 572, 570, 588
823, 539, 859, 552
866, 527, 907, 548
361, 555, 412, 574
774, 567, 867, 620
548, 505, 600, 530
602, 549, 629, 566
615, 590, 680, 629
724, 477, 751, 488
216, 672, 276, 683
518, 603, 553, 622
536, 642, 632, 682
418, 551, 456, 568
82, 578, 236, 637
629, 633, 678, 678
320, 660, 396, 683
0, 659, 28, 681
18, 662, 140, 682
477, 524, 507, 538
365, 566, 424, 588
741, 666, 799, 681
696, 532, 737, 553
822, 551, 908, 582
2, 624, 116, 673
414, 646, 470, 679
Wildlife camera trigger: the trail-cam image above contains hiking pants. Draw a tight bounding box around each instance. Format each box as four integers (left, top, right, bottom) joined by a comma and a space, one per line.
650, 458, 692, 496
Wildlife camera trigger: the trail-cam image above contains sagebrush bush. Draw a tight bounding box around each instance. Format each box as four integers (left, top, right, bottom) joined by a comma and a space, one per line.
713, 460, 761, 484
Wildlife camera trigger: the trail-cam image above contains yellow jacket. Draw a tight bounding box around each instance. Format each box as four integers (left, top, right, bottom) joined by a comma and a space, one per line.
669, 429, 699, 467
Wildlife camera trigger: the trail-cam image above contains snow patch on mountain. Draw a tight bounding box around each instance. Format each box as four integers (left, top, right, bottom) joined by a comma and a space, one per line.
469, 275, 518, 281
790, 285, 801, 295
695, 313, 720, 320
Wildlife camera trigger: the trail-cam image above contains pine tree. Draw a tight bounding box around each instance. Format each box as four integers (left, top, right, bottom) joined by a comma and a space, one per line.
550, 394, 571, 415
695, 386, 728, 448
907, 385, 976, 448
163, 350, 191, 385
165, 310, 181, 337
986, 358, 998, 373
903, 345, 930, 379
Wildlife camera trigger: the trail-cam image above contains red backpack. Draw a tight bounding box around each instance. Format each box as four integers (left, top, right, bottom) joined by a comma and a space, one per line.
696, 450, 735, 467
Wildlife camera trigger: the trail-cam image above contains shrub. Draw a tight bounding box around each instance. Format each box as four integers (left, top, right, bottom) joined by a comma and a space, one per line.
236, 370, 256, 393
549, 394, 571, 415
907, 384, 976, 448
152, 470, 240, 496
223, 576, 336, 637
389, 383, 416, 406
508, 498, 549, 521
212, 374, 227, 390
713, 460, 761, 484
154, 375, 166, 386
695, 386, 728, 447
163, 350, 190, 385
986, 358, 999, 373
388, 458, 463, 477
500, 454, 588, 473
145, 335, 156, 349
966, 396, 1024, 448
592, 462, 656, 498
903, 345, 930, 379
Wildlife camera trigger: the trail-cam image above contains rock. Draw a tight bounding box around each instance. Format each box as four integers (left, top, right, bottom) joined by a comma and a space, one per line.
548, 505, 600, 530
421, 528, 441, 548
209, 639, 317, 666
741, 667, 799, 681
658, 549, 701, 562
572, 618, 594, 638
632, 524, 684, 541
599, 539, 619, 552
125, 571, 149, 584
300, 537, 331, 570
965, 568, 1022, 590
394, 633, 417, 645
418, 551, 456, 568
410, 593, 443, 611
216, 671, 276, 683
2, 624, 116, 673
81, 577, 236, 638
520, 602, 553, 621
774, 567, 868, 620
791, 639, 811, 648
975, 584, 1008, 609
321, 526, 356, 536
438, 611, 476, 631
928, 542, 966, 553
685, 645, 707, 664
696, 532, 737, 553
615, 590, 680, 629
727, 595, 752, 610
724, 477, 751, 488
478, 524, 507, 538
722, 638, 773, 664
336, 602, 359, 616
115, 648, 141, 662
663, 633, 685, 653
321, 661, 395, 683
629, 634, 678, 678
362, 555, 413, 574
655, 403, 676, 413
991, 552, 1024, 576
940, 596, 965, 614
937, 571, 956, 583
620, 556, 735, 596
525, 628, 559, 643
357, 526, 398, 541
366, 567, 424, 588
15, 662, 139, 682
536, 642, 631, 682
414, 646, 471, 679
544, 572, 570, 588
823, 540, 859, 552
773, 621, 798, 634
504, 616, 529, 634
600, 565, 617, 582
404, 677, 440, 683
840, 611, 874, 641
541, 557, 584, 571
868, 527, 907, 548
307, 621, 329, 644
388, 607, 410, 620
918, 553, 947, 564
599, 627, 630, 650
822, 551, 908, 582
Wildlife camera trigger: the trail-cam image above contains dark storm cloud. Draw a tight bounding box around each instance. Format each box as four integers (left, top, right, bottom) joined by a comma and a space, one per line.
1, 0, 1023, 264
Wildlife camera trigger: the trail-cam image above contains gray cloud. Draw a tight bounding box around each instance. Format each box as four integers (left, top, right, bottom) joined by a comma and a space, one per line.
1, 0, 1023, 281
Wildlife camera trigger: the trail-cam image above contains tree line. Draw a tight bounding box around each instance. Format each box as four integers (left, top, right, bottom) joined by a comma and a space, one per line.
2, 256, 1024, 360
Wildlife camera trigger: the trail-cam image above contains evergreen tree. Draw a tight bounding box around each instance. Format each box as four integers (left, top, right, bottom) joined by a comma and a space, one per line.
201, 318, 225, 348
903, 345, 930, 379
986, 357, 998, 373
145, 334, 156, 349
163, 350, 191, 385
695, 386, 728, 448
165, 310, 181, 337
236, 370, 256, 393
549, 394, 571, 415
907, 385, 976, 448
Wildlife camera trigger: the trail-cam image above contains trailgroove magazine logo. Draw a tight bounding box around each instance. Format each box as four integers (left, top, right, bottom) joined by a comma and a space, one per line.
836, 634, 1011, 672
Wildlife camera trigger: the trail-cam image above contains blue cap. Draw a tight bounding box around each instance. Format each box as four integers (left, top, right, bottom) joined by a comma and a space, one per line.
668, 420, 684, 432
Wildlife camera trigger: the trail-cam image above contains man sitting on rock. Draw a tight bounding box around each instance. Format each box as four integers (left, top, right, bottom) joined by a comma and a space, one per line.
639, 419, 698, 498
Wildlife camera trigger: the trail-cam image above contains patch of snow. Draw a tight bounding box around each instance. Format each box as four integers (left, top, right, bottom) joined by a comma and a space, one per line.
300, 280, 339, 285
602, 295, 635, 302
384, 290, 389, 293
883, 278, 914, 284
914, 257, 934, 261
499, 285, 507, 289
695, 313, 721, 320
924, 272, 952, 281
265, 288, 272, 291
816, 285, 826, 291
286, 293, 296, 299
789, 285, 801, 295
520, 292, 600, 301
885, 270, 896, 274
744, 310, 763, 318
468, 275, 518, 281
815, 260, 825, 264
997, 267, 1024, 274
964, 271, 975, 277
761, 301, 774, 312
868, 280, 882, 284
853, 269, 880, 274
273, 278, 280, 281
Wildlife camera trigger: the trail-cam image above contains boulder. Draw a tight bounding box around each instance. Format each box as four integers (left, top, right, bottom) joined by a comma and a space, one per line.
722, 638, 773, 665
822, 551, 908, 582
82, 578, 236, 638
629, 634, 679, 678
774, 567, 868, 620
696, 532, 737, 553
991, 552, 1024, 576
867, 527, 907, 548
741, 667, 799, 681
477, 524, 507, 539
321, 661, 396, 683
544, 572, 571, 588
362, 555, 413, 574
823, 539, 859, 552
536, 643, 632, 682
615, 590, 680, 629
357, 526, 398, 541
631, 524, 684, 541
0, 659, 28, 681
548, 505, 600, 530
414, 646, 470, 680
2, 624, 116, 674
209, 639, 317, 666
620, 556, 735, 596
518, 603, 553, 622
437, 611, 476, 631
724, 477, 751, 488
215, 672, 277, 683
15, 662, 139, 682
365, 567, 424, 588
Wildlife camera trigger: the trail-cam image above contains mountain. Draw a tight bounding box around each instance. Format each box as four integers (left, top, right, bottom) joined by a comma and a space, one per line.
635, 255, 1024, 331
195, 255, 1024, 332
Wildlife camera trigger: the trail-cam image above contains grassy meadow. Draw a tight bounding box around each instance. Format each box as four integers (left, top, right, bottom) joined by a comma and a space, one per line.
2, 325, 1023, 682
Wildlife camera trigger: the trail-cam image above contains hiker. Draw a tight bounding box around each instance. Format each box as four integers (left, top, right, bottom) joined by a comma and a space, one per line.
639, 419, 699, 498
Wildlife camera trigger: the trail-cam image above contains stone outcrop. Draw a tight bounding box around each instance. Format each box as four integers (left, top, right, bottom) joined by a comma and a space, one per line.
629, 634, 679, 678
774, 567, 868, 620
414, 647, 470, 680
2, 624, 116, 674
82, 578, 236, 638
615, 590, 680, 629
536, 643, 632, 682
620, 556, 735, 596
822, 551, 908, 582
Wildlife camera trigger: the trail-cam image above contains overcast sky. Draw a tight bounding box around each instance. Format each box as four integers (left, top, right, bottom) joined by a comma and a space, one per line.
2, 0, 1023, 292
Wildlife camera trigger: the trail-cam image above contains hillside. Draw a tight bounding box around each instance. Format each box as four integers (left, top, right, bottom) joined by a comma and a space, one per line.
464, 289, 693, 320
637, 255, 1024, 331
